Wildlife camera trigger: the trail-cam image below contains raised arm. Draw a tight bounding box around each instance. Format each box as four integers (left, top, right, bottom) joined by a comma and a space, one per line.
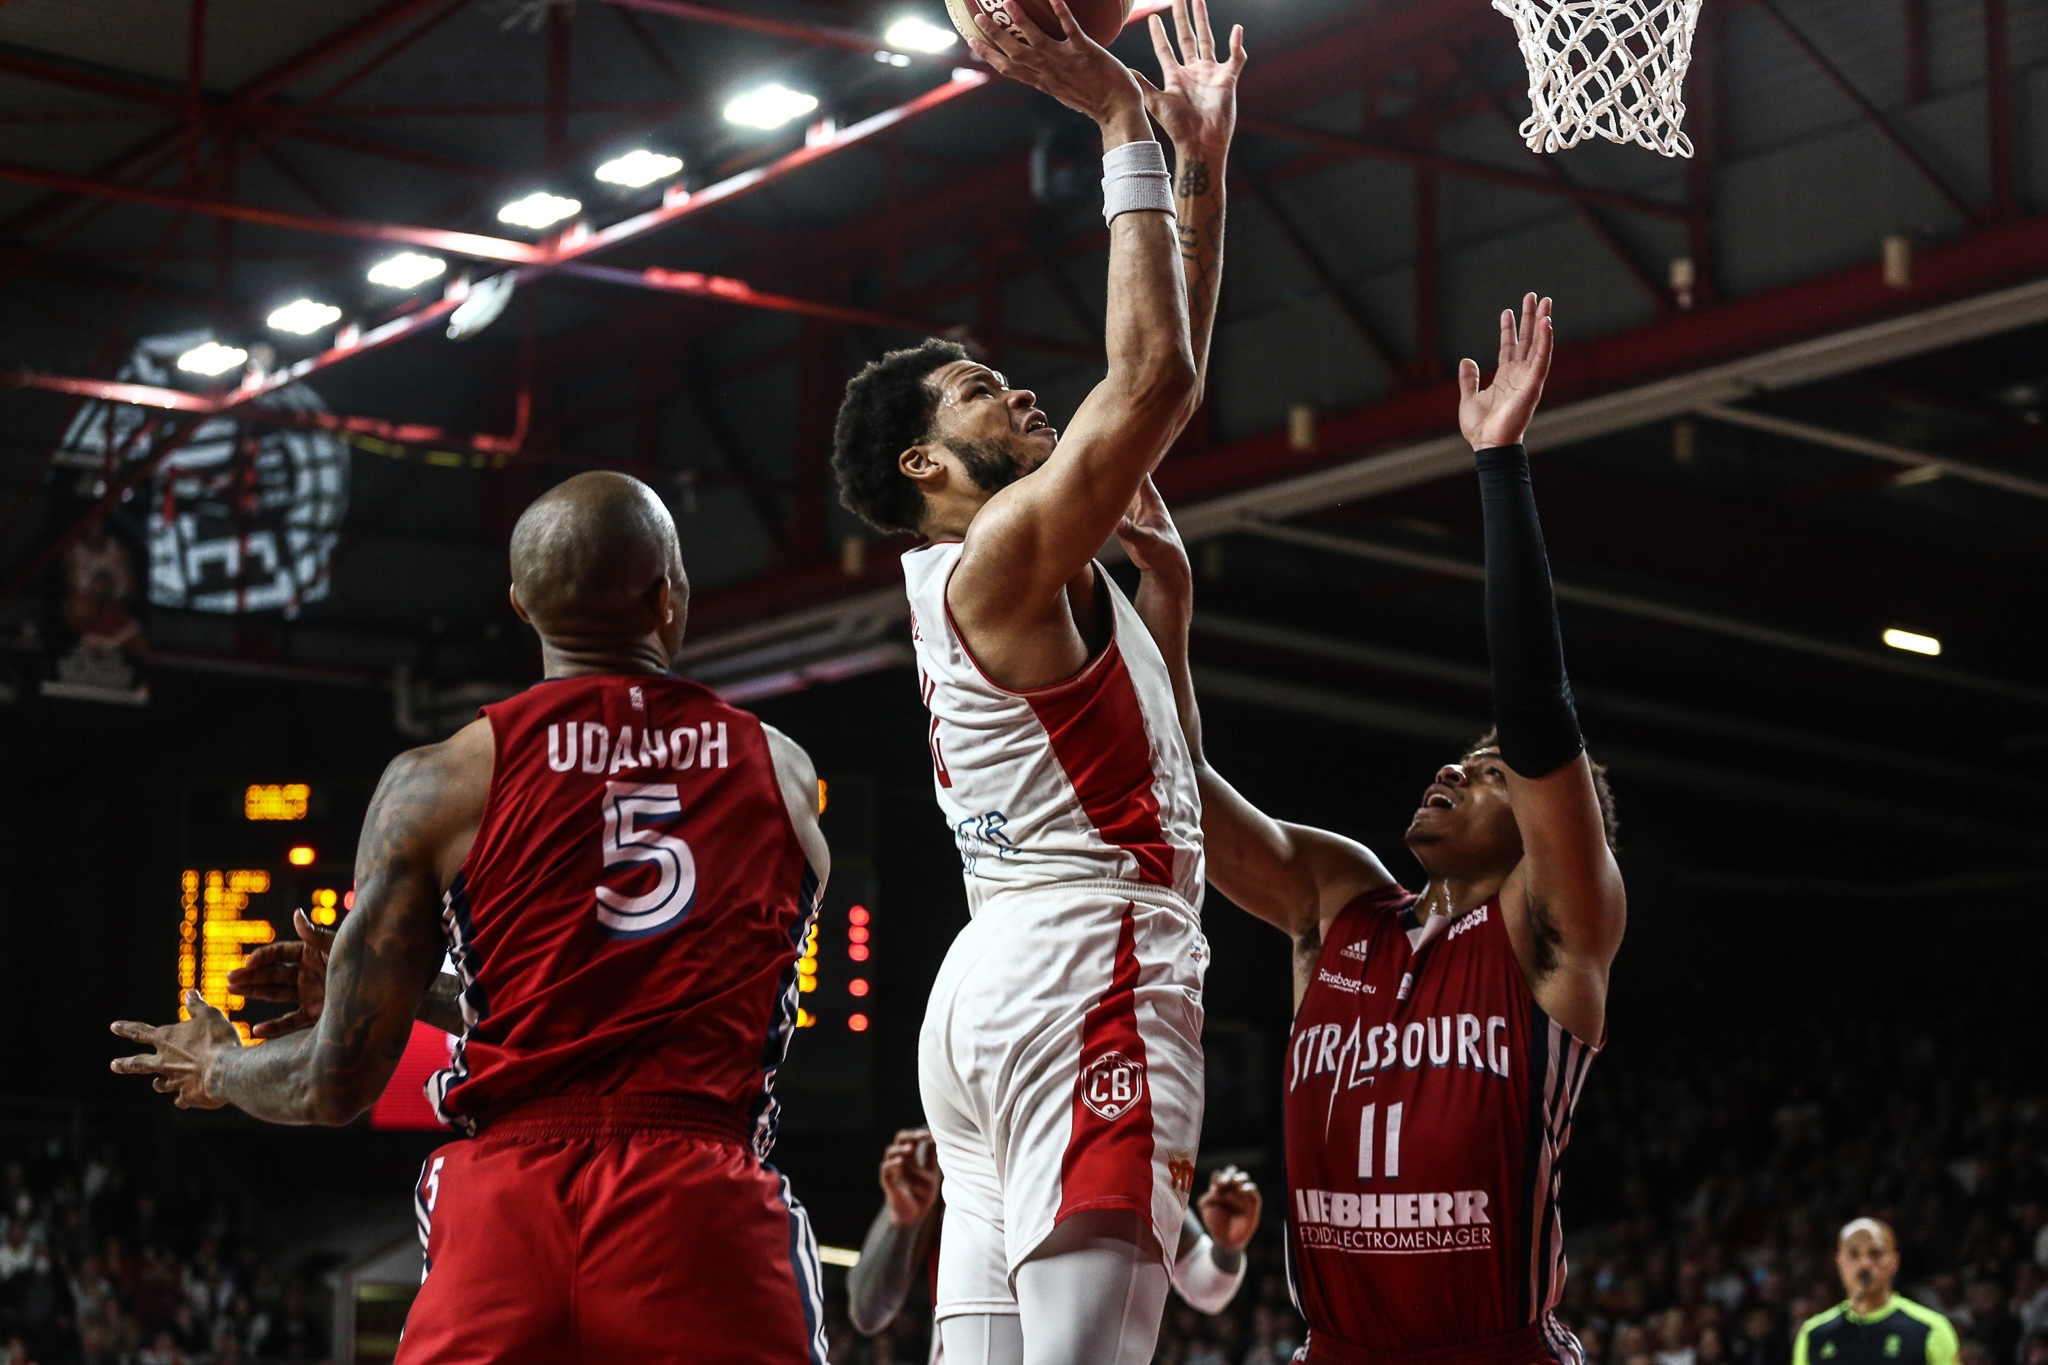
1118, 480, 1394, 967
113, 721, 488, 1123
956, 0, 1198, 613
1457, 294, 1626, 1044
1138, 0, 1246, 401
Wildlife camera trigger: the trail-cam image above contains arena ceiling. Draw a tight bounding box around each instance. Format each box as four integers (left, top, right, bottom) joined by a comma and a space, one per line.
0, 0, 2044, 852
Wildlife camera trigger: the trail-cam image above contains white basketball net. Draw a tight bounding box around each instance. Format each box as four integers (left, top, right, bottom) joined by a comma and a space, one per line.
1493, 0, 1705, 158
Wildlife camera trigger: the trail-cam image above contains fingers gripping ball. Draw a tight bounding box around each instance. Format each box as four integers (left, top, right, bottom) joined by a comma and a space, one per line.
946, 0, 1133, 48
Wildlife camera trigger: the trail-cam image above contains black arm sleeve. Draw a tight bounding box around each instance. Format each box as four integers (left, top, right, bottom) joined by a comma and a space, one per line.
847, 1205, 927, 1336
1475, 444, 1584, 778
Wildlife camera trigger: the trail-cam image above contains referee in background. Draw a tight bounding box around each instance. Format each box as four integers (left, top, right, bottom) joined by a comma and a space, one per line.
1794, 1219, 1960, 1365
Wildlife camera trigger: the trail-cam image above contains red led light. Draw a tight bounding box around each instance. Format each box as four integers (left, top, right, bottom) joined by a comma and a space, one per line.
848, 1014, 869, 1032
848, 926, 870, 944
849, 978, 869, 997
343, 889, 356, 910
849, 944, 870, 961
849, 906, 870, 926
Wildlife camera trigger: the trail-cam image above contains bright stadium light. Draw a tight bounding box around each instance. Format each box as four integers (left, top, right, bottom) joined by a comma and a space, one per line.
497, 191, 582, 230
885, 15, 958, 52
176, 341, 247, 377
367, 251, 447, 289
1882, 628, 1942, 657
595, 149, 684, 188
723, 84, 819, 131
266, 299, 342, 335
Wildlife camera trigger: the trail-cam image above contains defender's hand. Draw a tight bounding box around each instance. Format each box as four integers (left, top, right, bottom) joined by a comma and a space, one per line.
879, 1127, 942, 1227
967, 0, 1145, 131
1117, 477, 1193, 609
1137, 0, 1247, 156
1459, 293, 1554, 452
109, 991, 239, 1110
1197, 1164, 1261, 1253
227, 909, 336, 1039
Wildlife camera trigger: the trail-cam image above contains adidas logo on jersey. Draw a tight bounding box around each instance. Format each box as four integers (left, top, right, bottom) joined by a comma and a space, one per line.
1339, 939, 1370, 962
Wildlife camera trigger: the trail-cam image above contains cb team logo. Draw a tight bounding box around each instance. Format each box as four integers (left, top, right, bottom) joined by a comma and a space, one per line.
1081, 1049, 1147, 1121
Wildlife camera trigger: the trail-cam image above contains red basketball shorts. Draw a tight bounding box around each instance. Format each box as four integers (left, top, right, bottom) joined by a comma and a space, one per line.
394, 1098, 827, 1364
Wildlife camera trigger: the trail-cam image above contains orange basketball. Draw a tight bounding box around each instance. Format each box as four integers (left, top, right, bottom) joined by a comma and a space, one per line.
945, 0, 1135, 49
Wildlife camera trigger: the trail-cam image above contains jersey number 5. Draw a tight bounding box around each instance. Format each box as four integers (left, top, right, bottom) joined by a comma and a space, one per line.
597, 781, 698, 938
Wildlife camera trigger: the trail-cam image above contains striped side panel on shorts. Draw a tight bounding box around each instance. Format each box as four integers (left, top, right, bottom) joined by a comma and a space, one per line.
772, 1166, 831, 1365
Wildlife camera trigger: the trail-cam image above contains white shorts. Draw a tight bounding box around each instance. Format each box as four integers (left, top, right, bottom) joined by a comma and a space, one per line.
918, 880, 1208, 1321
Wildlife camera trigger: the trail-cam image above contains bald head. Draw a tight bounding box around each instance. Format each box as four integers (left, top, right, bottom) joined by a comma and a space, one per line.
509, 472, 687, 656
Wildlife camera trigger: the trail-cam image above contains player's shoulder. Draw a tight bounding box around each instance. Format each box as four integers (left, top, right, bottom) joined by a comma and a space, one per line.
1797, 1304, 1847, 1338
761, 723, 817, 782
1889, 1296, 1958, 1340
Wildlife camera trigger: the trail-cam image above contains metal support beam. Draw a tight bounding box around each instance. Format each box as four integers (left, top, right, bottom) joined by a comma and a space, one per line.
1696, 403, 2048, 501
1986, 0, 2017, 220
1231, 519, 2048, 707
1240, 117, 1688, 220
1755, 0, 1979, 225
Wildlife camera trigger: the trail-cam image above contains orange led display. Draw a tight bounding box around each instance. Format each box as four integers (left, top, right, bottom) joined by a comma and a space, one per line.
287, 845, 316, 866
310, 888, 340, 926
178, 869, 277, 1042
244, 784, 310, 820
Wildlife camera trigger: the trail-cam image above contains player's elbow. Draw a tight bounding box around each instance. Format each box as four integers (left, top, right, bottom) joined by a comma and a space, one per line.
1113, 340, 1198, 418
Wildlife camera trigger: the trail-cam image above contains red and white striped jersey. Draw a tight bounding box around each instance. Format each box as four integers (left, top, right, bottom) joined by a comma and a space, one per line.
901, 543, 1203, 914
1284, 887, 1598, 1365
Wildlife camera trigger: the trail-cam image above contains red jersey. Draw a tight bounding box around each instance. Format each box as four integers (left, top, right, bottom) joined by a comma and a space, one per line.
1284, 887, 1598, 1365
426, 674, 819, 1156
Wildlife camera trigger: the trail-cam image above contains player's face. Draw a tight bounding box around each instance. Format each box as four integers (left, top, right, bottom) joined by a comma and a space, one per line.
925, 361, 1060, 491
1402, 749, 1523, 874
1836, 1230, 1897, 1300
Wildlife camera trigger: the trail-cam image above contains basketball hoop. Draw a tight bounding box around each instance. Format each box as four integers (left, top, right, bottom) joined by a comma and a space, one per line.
1493, 0, 1705, 158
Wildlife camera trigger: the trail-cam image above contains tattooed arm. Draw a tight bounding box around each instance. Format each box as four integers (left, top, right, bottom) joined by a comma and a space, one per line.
112, 719, 491, 1123
1140, 0, 1245, 401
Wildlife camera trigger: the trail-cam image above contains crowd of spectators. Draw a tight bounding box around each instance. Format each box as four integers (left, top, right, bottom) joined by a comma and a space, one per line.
0, 1125, 328, 1365
822, 1026, 2046, 1365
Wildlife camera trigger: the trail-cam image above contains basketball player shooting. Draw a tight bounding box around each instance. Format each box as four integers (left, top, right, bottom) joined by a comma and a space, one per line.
109, 472, 835, 1365
1120, 296, 1627, 1365
829, 3, 1244, 1362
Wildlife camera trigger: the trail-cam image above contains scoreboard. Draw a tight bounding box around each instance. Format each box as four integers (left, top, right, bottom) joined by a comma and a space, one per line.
177, 781, 365, 1037
178, 771, 882, 1134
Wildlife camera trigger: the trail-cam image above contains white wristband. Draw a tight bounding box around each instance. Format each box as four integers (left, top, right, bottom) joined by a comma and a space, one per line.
1101, 139, 1175, 225
1170, 1233, 1246, 1314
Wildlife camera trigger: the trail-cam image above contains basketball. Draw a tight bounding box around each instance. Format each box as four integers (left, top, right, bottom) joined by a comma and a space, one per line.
944, 0, 1135, 49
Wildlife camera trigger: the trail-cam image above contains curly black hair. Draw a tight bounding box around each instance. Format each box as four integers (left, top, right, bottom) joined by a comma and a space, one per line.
1466, 727, 1619, 852
831, 338, 968, 536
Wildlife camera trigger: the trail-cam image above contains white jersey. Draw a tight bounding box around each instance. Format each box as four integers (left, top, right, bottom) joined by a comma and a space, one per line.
902, 540, 1204, 914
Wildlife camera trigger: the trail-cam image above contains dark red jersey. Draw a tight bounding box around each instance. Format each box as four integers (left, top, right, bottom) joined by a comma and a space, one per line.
426, 674, 819, 1155
1284, 887, 1598, 1365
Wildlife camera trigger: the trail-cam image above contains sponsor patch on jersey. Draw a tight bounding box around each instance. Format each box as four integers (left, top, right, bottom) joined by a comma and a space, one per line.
1315, 968, 1371, 995
1293, 1188, 1493, 1253
1339, 938, 1370, 962
1167, 1151, 1197, 1201
629, 685, 645, 711
1080, 1050, 1147, 1121
1447, 904, 1489, 939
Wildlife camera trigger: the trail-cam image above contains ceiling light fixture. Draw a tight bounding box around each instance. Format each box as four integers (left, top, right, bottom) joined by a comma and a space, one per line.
723, 84, 820, 131
367, 251, 447, 289
1882, 628, 1941, 657
497, 191, 582, 230
595, 149, 684, 188
266, 299, 343, 335
176, 341, 248, 377
885, 15, 958, 52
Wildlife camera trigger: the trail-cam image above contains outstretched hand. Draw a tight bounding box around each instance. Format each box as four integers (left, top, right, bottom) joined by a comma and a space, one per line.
1117, 477, 1192, 607
109, 991, 239, 1109
1197, 1164, 1262, 1253
226, 909, 336, 1039
966, 0, 1145, 131
1458, 293, 1554, 452
1136, 0, 1247, 154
